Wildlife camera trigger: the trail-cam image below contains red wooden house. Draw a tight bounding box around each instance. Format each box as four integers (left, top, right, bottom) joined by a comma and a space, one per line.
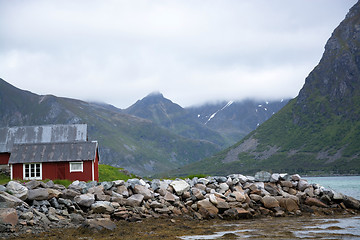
1, 124, 100, 182
8, 141, 99, 182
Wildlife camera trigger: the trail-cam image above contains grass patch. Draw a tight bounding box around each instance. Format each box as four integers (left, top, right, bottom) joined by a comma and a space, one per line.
52, 179, 72, 188
0, 173, 10, 185
99, 164, 136, 182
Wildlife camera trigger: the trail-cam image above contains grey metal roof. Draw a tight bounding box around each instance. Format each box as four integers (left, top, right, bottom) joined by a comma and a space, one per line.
0, 124, 87, 153
8, 141, 98, 164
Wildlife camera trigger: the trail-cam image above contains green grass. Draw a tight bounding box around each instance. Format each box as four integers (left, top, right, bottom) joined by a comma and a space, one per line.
0, 173, 10, 185
52, 179, 72, 188
98, 164, 136, 182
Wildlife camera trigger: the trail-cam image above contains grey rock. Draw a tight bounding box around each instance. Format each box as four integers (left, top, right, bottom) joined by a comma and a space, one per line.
343, 196, 360, 209
0, 185, 6, 192
291, 174, 301, 181
214, 176, 227, 183
6, 181, 28, 200
170, 180, 190, 195
45, 180, 55, 188
332, 191, 344, 200
101, 181, 114, 191
133, 185, 153, 200
49, 197, 61, 209
126, 179, 142, 189
112, 180, 125, 187
261, 196, 279, 208
20, 211, 33, 221
27, 188, 49, 201
218, 183, 229, 193
279, 173, 289, 180
150, 201, 163, 208
0, 208, 18, 226
116, 185, 129, 198
24, 180, 41, 190
298, 179, 310, 191
0, 191, 26, 208
270, 173, 280, 183
254, 171, 271, 182
197, 178, 210, 185
82, 218, 116, 231
70, 213, 85, 224
126, 194, 144, 207
91, 201, 115, 214
164, 192, 178, 203
32, 200, 50, 206
61, 189, 80, 199
74, 193, 95, 208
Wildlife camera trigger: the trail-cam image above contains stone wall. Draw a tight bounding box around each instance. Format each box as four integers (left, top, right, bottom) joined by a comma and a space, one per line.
0, 171, 359, 238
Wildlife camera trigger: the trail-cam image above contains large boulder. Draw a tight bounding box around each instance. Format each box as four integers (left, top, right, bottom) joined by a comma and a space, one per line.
164, 192, 178, 203
126, 194, 144, 207
91, 201, 115, 214
343, 196, 360, 209
254, 171, 271, 182
27, 188, 49, 200
298, 179, 310, 191
0, 208, 18, 226
170, 180, 190, 195
6, 181, 28, 200
82, 218, 116, 231
305, 197, 328, 208
74, 193, 95, 208
279, 198, 299, 212
133, 185, 153, 200
261, 196, 279, 208
0, 192, 27, 208
197, 199, 218, 218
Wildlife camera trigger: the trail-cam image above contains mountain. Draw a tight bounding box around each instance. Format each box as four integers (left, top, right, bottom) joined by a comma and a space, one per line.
169, 1, 360, 177
124, 92, 230, 147
187, 99, 289, 145
0, 79, 220, 176
125, 92, 288, 148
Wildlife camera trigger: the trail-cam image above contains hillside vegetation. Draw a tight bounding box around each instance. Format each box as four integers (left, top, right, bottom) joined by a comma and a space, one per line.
168, 2, 360, 177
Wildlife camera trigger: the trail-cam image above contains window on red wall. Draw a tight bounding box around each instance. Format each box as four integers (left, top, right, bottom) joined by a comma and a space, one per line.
23, 163, 42, 180
70, 162, 83, 172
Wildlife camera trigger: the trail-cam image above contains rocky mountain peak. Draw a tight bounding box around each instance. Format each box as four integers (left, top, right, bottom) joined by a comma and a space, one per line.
296, 1, 360, 122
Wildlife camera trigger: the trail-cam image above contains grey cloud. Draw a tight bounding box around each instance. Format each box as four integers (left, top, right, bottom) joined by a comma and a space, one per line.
0, 0, 357, 108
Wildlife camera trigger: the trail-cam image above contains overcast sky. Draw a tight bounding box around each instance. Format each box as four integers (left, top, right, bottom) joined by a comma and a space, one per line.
0, 1, 357, 108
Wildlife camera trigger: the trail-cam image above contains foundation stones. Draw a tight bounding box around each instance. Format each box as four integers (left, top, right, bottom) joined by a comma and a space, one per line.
0, 171, 359, 237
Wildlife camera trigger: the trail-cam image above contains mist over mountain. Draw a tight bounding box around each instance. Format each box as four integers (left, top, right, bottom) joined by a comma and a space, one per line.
124, 92, 288, 148
170, 1, 360, 177
0, 78, 288, 176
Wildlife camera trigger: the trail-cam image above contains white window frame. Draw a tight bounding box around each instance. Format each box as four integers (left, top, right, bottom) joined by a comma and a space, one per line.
23, 163, 42, 180
70, 162, 83, 172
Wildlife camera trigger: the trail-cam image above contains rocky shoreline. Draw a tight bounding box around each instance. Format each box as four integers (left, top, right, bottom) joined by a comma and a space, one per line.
1, 171, 359, 239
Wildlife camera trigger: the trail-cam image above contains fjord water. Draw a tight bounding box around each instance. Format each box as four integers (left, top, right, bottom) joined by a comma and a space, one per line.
179, 176, 360, 240
306, 175, 360, 200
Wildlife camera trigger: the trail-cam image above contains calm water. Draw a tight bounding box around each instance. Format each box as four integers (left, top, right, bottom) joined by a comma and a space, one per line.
179, 176, 360, 240
306, 175, 360, 200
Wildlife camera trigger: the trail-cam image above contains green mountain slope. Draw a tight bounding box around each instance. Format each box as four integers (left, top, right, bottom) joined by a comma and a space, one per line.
124, 92, 230, 147
125, 92, 288, 148
0, 79, 220, 176
169, 1, 360, 177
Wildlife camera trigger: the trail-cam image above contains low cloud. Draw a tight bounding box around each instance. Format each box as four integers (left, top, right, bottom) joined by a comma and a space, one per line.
0, 0, 356, 108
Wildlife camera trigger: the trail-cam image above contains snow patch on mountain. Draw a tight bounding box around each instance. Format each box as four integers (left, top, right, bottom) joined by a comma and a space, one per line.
205, 101, 233, 124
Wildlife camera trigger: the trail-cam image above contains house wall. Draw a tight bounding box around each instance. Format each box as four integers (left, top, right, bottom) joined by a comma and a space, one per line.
11, 160, 95, 182
94, 150, 99, 182
12, 164, 23, 180
0, 153, 10, 165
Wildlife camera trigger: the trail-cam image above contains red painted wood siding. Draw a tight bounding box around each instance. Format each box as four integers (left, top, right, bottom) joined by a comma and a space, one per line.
12, 159, 98, 182
94, 151, 99, 182
12, 164, 23, 180
0, 153, 10, 165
